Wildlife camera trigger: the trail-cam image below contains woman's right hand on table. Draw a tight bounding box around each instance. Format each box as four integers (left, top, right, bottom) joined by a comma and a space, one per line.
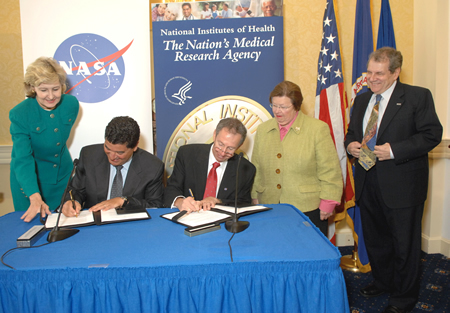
21, 192, 51, 222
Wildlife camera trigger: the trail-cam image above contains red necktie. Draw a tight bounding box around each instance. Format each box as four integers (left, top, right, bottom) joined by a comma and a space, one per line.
203, 162, 220, 199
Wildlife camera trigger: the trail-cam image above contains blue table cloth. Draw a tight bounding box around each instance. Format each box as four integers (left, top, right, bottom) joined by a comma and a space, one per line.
0, 204, 349, 313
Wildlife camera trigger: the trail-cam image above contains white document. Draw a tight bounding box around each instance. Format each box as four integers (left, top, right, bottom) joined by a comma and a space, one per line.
45, 210, 94, 228
164, 210, 231, 227
214, 204, 269, 214
100, 209, 149, 223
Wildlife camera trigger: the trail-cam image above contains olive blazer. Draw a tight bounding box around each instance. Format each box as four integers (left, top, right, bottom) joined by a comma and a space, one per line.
251, 112, 343, 213
9, 95, 79, 211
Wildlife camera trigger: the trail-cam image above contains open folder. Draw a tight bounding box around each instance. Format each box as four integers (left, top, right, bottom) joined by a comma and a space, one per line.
161, 205, 272, 228
44, 209, 151, 229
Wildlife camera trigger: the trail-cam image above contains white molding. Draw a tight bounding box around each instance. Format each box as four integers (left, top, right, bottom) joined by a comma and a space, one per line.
421, 234, 450, 257
0, 146, 12, 164
441, 238, 450, 257
429, 139, 450, 159
337, 224, 449, 257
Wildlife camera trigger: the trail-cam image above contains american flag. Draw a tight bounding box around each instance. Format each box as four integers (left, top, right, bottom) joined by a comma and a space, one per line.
315, 0, 354, 244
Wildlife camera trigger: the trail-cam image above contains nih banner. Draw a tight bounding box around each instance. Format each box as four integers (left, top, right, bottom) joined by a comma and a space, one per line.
152, 17, 284, 176
19, 0, 153, 157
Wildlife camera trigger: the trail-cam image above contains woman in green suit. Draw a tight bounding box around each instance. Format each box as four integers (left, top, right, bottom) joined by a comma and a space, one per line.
9, 57, 79, 222
251, 81, 342, 236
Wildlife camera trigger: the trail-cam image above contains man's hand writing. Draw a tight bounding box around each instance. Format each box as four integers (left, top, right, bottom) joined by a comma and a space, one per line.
175, 197, 201, 213
62, 200, 82, 217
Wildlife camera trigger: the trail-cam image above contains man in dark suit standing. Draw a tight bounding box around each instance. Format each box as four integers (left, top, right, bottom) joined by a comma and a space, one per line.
164, 118, 256, 212
345, 47, 442, 313
62, 116, 164, 216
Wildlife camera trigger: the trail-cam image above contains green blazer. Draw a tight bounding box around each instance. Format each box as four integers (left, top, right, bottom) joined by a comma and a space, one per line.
251, 112, 343, 213
9, 94, 79, 211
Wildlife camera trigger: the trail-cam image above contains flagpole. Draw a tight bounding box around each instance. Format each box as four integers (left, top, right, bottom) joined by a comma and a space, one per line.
340, 241, 360, 272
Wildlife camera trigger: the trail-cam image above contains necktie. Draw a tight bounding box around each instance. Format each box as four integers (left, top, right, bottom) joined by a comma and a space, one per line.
110, 165, 123, 199
203, 162, 220, 199
359, 94, 382, 171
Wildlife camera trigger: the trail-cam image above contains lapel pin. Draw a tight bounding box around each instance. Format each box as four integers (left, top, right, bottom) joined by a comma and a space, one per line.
396, 103, 401, 106
224, 188, 228, 191
295, 127, 300, 131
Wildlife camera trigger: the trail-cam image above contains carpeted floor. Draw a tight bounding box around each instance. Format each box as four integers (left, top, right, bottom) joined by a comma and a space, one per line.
338, 246, 450, 313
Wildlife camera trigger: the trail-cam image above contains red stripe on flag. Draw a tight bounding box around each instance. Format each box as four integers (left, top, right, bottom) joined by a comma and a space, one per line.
318, 89, 336, 145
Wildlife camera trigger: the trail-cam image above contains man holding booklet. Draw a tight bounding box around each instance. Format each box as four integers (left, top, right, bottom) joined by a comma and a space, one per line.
61, 116, 164, 217
164, 118, 256, 213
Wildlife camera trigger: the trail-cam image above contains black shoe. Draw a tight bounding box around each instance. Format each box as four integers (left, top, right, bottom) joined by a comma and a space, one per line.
359, 283, 386, 298
383, 305, 409, 313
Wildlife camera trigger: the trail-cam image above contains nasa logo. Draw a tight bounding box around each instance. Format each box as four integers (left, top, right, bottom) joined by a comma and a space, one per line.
164, 76, 193, 106
54, 33, 132, 103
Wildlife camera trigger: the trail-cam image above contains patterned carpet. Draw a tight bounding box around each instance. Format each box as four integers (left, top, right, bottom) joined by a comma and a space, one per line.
338, 246, 450, 313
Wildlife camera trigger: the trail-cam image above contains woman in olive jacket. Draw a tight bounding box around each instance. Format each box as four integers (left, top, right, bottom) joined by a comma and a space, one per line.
251, 81, 343, 236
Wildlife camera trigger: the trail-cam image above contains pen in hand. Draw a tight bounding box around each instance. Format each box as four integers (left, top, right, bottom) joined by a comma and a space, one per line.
189, 188, 202, 213
173, 188, 195, 222
69, 190, 78, 217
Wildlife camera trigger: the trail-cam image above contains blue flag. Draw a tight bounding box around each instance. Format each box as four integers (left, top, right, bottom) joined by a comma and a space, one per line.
348, 0, 373, 272
377, 0, 396, 49
351, 0, 373, 106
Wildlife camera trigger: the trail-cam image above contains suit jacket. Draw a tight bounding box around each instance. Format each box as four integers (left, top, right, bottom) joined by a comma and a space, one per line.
69, 144, 164, 209
163, 144, 256, 208
251, 112, 343, 213
345, 82, 442, 208
9, 94, 79, 211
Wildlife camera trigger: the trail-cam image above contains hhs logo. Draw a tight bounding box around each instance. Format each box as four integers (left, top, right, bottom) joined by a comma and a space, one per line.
54, 33, 132, 103
164, 76, 193, 106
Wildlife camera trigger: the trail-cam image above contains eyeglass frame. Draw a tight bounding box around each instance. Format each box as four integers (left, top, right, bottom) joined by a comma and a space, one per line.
213, 140, 237, 156
270, 103, 293, 111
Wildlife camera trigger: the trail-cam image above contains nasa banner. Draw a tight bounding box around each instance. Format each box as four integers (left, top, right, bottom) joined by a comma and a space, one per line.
19, 0, 153, 156
152, 16, 284, 176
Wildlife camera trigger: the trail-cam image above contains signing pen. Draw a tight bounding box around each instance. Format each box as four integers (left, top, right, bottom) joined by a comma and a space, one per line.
69, 190, 78, 218
189, 188, 203, 213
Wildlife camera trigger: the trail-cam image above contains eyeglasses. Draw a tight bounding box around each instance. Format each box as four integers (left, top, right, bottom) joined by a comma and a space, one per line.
270, 104, 293, 110
214, 141, 236, 156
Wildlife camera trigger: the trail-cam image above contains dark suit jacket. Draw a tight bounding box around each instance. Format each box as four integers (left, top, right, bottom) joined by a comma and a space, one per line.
345, 82, 442, 208
164, 144, 256, 208
69, 144, 164, 209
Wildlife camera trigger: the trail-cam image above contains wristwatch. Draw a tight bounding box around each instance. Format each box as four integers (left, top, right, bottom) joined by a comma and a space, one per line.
121, 196, 128, 208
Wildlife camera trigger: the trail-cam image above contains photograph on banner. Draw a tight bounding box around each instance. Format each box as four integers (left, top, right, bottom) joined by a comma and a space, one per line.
152, 16, 284, 177
151, 0, 283, 23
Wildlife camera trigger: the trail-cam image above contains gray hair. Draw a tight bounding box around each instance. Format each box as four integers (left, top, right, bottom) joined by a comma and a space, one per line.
215, 118, 247, 146
368, 47, 403, 73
